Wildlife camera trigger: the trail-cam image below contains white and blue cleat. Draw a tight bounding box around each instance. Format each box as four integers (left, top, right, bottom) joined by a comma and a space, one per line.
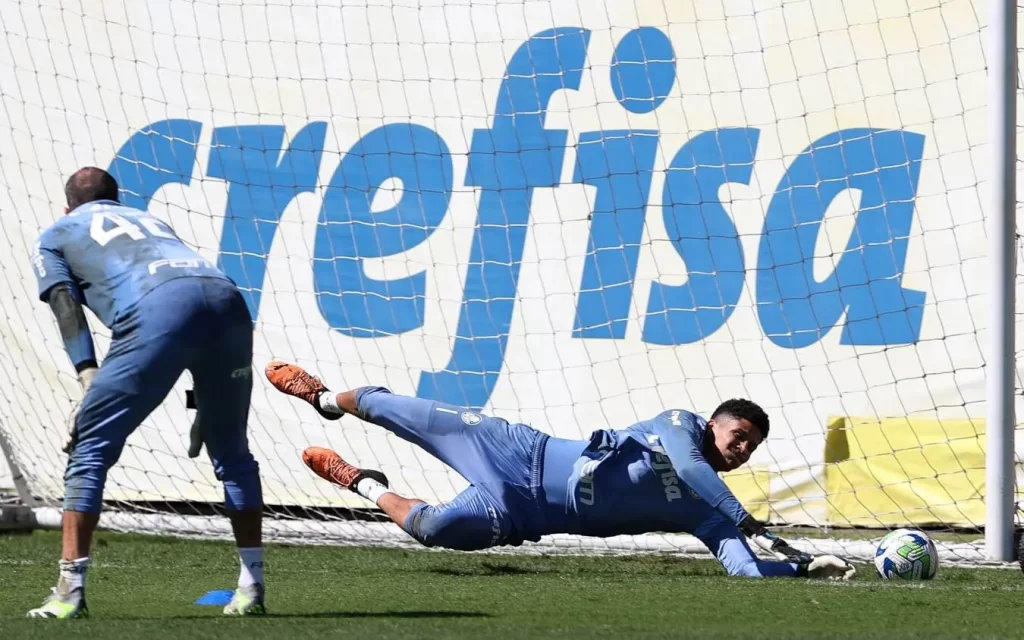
222, 583, 266, 616
26, 586, 89, 619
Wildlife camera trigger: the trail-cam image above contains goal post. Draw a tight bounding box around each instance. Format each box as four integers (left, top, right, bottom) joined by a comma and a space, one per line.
0, 0, 1019, 565
987, 0, 1017, 563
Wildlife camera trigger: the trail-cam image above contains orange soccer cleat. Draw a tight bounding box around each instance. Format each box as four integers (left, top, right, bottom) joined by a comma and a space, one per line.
265, 360, 340, 421
302, 446, 390, 492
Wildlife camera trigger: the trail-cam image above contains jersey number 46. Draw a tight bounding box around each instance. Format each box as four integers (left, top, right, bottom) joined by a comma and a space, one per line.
90, 212, 177, 246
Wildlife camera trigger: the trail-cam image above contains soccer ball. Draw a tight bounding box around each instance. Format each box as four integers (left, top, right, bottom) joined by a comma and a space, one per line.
874, 528, 938, 580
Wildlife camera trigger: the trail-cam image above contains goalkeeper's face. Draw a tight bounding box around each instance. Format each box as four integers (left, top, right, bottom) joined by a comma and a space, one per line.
706, 416, 763, 472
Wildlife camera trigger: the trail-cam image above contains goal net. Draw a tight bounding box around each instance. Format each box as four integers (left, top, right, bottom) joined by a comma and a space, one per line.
0, 0, 1019, 565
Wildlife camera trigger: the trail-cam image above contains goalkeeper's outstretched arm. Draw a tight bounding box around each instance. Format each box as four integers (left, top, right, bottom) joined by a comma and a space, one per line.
640, 410, 856, 579
700, 518, 856, 579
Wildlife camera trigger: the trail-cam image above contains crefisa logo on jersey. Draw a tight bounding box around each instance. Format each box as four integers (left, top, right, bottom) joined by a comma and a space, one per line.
461, 412, 482, 426
650, 452, 683, 503
486, 505, 502, 546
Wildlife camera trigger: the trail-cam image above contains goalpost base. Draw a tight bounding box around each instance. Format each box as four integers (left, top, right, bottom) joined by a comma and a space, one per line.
0, 502, 38, 533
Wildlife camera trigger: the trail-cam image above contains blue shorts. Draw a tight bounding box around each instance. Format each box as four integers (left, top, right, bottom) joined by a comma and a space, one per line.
64, 277, 261, 513
355, 387, 549, 549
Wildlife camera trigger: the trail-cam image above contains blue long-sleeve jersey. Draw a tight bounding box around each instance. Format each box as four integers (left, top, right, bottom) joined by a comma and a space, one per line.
345, 382, 795, 576
540, 409, 798, 577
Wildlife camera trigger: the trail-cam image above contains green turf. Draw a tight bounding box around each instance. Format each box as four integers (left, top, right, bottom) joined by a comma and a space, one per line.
1, 530, 1022, 639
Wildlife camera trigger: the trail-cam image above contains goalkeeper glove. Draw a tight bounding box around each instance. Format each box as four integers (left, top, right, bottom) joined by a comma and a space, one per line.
63, 367, 98, 453
740, 516, 856, 580
798, 555, 857, 580
185, 389, 205, 458
188, 412, 204, 458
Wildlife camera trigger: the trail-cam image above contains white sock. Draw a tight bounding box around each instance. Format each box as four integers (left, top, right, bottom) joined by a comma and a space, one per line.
58, 557, 90, 592
354, 477, 391, 505
318, 392, 343, 415
237, 547, 264, 588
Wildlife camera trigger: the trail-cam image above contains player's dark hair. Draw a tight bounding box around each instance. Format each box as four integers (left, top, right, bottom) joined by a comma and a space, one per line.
65, 167, 119, 211
711, 398, 770, 439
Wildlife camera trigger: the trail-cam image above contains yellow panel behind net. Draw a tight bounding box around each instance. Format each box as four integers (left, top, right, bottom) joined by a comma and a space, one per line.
823, 416, 985, 528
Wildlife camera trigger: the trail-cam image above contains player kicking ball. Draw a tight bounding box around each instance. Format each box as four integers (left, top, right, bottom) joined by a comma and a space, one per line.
26, 168, 266, 618
267, 361, 856, 580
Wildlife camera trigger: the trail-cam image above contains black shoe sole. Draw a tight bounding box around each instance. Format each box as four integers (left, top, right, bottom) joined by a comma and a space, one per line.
354, 469, 390, 489
313, 392, 342, 421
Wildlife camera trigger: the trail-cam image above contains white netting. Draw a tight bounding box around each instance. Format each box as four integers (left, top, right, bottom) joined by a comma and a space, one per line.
0, 0, 1018, 565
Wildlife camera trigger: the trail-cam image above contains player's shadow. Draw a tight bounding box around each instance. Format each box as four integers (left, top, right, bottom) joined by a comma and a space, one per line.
155, 611, 491, 620
429, 562, 555, 577
269, 611, 492, 619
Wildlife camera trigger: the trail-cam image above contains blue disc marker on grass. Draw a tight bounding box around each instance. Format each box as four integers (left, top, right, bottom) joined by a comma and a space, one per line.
195, 589, 235, 606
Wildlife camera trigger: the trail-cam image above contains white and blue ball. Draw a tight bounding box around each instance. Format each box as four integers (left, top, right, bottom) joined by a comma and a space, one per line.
874, 528, 938, 580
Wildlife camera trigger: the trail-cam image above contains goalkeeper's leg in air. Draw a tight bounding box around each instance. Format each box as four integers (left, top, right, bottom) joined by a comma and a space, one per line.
266, 361, 545, 551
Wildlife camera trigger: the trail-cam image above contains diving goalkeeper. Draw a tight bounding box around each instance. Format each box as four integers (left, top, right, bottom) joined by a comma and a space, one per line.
267, 361, 856, 579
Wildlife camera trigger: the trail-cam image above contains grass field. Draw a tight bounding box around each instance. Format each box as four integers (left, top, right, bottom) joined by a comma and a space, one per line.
2, 530, 1023, 639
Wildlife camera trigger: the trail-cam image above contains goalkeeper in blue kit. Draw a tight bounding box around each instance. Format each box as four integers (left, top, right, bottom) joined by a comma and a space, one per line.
268, 362, 856, 580
27, 168, 266, 618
